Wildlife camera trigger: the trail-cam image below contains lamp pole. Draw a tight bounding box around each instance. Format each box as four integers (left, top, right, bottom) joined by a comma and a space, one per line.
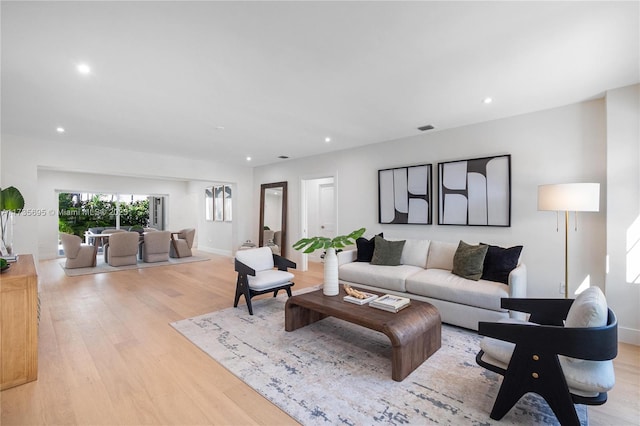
564, 210, 569, 299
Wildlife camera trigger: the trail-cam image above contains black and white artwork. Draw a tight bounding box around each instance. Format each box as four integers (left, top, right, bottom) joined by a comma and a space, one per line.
214, 185, 224, 221
438, 155, 511, 226
223, 185, 232, 222
379, 164, 432, 224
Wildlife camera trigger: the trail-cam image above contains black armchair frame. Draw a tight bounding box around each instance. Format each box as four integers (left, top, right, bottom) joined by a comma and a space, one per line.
476, 298, 617, 426
233, 253, 296, 315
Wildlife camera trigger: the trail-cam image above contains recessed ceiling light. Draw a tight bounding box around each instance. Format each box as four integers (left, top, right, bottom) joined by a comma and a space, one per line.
246, 156, 252, 162
215, 126, 225, 130
483, 97, 493, 104
56, 127, 65, 133
77, 63, 91, 75
325, 137, 331, 143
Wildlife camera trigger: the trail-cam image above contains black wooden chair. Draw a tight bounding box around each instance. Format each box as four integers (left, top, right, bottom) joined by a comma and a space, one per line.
476, 287, 617, 426
234, 247, 296, 315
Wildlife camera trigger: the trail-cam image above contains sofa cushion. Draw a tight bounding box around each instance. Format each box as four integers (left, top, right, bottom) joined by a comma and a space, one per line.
371, 236, 405, 266
406, 268, 509, 312
452, 241, 488, 281
426, 241, 457, 271
481, 244, 523, 284
356, 233, 383, 262
339, 262, 422, 292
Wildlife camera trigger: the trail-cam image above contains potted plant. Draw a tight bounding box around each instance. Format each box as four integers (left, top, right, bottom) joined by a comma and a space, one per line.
293, 227, 365, 296
0, 186, 25, 255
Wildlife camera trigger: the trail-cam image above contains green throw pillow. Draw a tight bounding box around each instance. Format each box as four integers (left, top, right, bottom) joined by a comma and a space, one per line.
371, 236, 405, 266
452, 240, 488, 281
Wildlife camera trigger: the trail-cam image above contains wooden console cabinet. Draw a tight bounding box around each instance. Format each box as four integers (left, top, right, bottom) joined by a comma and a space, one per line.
1, 254, 38, 390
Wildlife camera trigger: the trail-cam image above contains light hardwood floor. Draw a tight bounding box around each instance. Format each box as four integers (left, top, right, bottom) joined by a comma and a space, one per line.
1, 252, 638, 425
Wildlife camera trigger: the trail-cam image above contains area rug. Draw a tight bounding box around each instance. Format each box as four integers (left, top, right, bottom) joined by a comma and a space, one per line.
170, 295, 587, 425
61, 254, 210, 276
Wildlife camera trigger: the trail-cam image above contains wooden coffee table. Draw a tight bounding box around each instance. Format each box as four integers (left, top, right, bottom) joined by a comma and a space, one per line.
285, 285, 441, 381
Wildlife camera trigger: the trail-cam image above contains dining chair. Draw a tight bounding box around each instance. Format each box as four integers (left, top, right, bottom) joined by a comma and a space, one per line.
104, 232, 141, 266
140, 231, 171, 263
60, 233, 97, 268
169, 228, 195, 258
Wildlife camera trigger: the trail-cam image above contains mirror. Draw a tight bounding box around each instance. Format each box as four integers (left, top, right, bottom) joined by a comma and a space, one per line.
259, 181, 287, 258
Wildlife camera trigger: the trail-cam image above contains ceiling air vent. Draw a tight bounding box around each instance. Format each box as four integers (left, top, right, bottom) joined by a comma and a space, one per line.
417, 124, 435, 131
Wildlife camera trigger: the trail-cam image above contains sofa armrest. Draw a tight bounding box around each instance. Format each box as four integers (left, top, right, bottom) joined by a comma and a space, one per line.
507, 263, 527, 320
337, 249, 357, 266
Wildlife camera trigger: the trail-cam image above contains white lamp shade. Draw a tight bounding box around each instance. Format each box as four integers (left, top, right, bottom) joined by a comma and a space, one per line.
538, 183, 600, 212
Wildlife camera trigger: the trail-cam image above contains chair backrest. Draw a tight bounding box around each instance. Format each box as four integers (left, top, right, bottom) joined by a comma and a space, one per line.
263, 229, 275, 243
236, 247, 274, 272
108, 232, 140, 256
60, 233, 81, 257
102, 228, 126, 235
143, 230, 171, 250
179, 228, 196, 248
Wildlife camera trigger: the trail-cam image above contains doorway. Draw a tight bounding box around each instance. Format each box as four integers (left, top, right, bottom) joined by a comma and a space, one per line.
300, 176, 336, 270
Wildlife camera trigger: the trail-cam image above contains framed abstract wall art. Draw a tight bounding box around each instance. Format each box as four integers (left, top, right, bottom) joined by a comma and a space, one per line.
438, 154, 511, 226
205, 187, 214, 221
378, 164, 432, 224
213, 185, 224, 221
223, 185, 232, 222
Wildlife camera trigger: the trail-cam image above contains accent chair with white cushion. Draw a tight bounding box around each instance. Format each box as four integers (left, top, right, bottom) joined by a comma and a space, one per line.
104, 231, 141, 267
60, 233, 97, 268
234, 246, 296, 315
476, 286, 617, 426
170, 228, 195, 258
140, 231, 171, 263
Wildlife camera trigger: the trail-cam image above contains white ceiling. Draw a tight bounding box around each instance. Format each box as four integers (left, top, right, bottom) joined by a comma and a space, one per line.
2, 1, 639, 167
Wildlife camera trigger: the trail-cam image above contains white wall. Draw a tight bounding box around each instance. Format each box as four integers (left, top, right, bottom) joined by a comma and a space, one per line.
254, 98, 640, 345
606, 84, 640, 345
193, 180, 235, 256
1, 135, 254, 259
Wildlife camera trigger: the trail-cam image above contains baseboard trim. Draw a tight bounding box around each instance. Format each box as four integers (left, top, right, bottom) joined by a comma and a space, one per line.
618, 326, 640, 346
196, 245, 232, 257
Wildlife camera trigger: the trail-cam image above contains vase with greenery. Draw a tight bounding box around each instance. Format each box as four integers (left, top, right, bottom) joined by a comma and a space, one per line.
0, 186, 25, 255
293, 227, 365, 296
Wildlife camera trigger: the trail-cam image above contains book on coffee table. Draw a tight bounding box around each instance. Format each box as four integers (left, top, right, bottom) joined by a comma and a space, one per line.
343, 292, 378, 305
370, 294, 411, 313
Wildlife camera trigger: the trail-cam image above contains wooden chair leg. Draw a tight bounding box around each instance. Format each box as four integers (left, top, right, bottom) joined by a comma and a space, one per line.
490, 348, 581, 426
234, 275, 254, 315
285, 286, 292, 297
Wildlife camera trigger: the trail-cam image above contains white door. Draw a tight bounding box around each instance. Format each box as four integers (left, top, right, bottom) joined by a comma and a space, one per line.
300, 177, 336, 267
318, 183, 335, 239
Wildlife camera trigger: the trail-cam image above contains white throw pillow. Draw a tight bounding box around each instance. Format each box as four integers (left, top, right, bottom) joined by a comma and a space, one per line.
426, 241, 457, 270
565, 286, 608, 328
563, 286, 608, 365
387, 239, 430, 268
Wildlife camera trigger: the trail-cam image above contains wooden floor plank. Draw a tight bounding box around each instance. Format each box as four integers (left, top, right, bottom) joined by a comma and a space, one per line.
0, 252, 637, 425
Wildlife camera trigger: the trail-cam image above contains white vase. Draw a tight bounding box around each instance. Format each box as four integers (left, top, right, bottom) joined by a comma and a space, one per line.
0, 211, 14, 255
323, 247, 339, 296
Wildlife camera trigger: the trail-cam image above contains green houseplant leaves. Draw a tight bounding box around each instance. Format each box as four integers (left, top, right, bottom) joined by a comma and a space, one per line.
293, 227, 366, 254
1, 186, 25, 254
0, 186, 25, 213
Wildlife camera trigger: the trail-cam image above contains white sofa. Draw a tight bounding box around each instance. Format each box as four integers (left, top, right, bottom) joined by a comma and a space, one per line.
338, 239, 527, 331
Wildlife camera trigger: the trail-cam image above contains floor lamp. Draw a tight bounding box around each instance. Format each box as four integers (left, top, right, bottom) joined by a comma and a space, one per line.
538, 183, 600, 299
